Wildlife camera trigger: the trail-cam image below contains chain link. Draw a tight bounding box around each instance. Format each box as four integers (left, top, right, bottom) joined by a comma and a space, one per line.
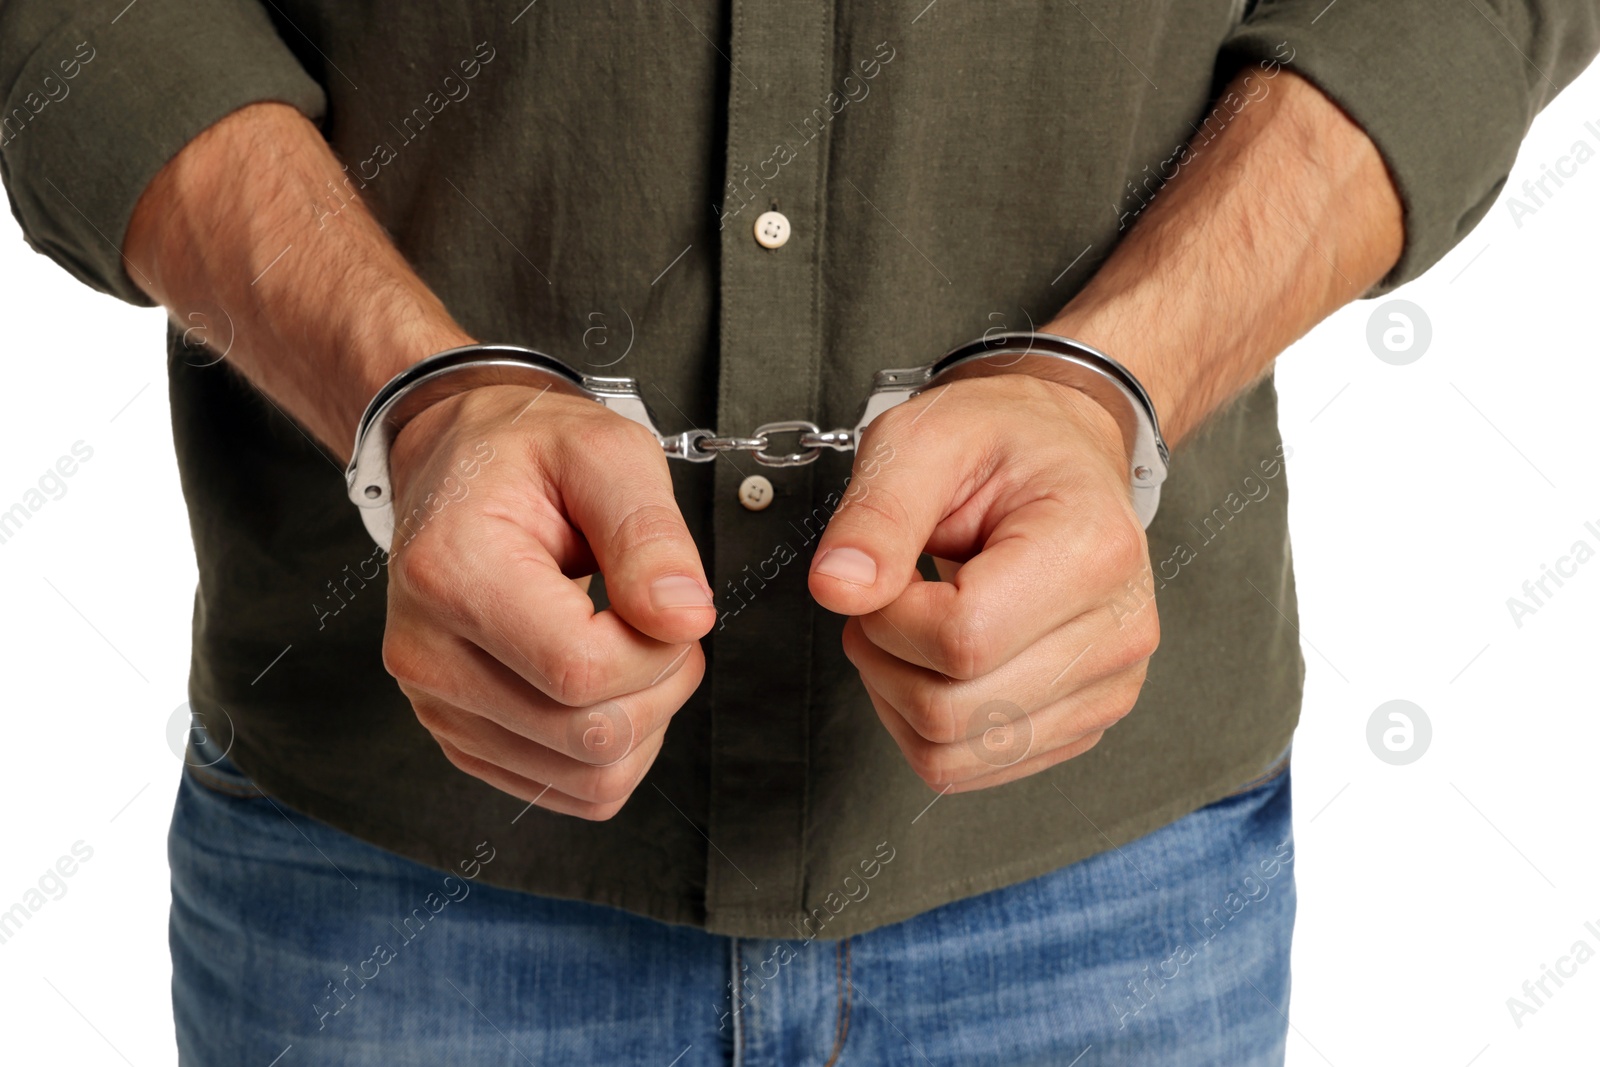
685, 420, 856, 467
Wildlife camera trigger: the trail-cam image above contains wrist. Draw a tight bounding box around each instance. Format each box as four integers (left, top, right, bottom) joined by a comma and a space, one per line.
905, 331, 1168, 526
387, 389, 474, 503
341, 318, 479, 431
1039, 71, 1401, 448
1008, 370, 1128, 467
126, 101, 479, 460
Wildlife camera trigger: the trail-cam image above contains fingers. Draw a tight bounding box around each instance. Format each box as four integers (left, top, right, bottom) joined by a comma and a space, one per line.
840, 611, 1141, 743
383, 386, 713, 822
552, 419, 716, 644
420, 695, 669, 808
815, 373, 1164, 795
859, 497, 1149, 679
390, 543, 692, 706
434, 736, 628, 821
810, 374, 1153, 691
809, 378, 1148, 678
942, 730, 1108, 794
388, 389, 713, 703
843, 552, 1157, 793
390, 628, 702, 758
807, 394, 979, 616
862, 664, 1144, 792
393, 597, 702, 822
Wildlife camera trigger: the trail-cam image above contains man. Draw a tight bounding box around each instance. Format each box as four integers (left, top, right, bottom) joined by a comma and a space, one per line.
2, 2, 1593, 1063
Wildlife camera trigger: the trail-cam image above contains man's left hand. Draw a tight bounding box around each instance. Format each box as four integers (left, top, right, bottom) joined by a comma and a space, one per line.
808, 372, 1160, 792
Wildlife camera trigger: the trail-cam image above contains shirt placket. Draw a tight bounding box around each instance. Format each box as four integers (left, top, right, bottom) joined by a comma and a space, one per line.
704, 0, 835, 933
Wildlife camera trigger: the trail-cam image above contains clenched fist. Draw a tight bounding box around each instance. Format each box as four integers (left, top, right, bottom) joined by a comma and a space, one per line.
809, 373, 1160, 792
381, 384, 715, 820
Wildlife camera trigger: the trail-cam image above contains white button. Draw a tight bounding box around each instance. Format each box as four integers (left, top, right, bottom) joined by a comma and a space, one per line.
738, 475, 774, 511
753, 211, 791, 249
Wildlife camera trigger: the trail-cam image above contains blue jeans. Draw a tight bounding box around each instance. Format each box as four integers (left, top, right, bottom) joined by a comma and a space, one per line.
170, 752, 1295, 1066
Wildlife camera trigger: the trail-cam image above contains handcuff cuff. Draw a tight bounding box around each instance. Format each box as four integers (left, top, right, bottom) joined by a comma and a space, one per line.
345, 331, 1170, 549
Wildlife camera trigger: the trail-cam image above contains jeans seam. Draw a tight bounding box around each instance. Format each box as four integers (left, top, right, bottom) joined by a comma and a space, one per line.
823, 937, 851, 1067
733, 938, 747, 1066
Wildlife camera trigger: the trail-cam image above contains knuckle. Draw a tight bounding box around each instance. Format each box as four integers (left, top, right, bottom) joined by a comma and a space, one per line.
839, 617, 872, 668
903, 684, 961, 744
837, 622, 877, 668
568, 703, 640, 765
391, 543, 462, 614
1099, 699, 1135, 732
630, 699, 680, 745
902, 739, 961, 788
546, 645, 606, 707
1112, 614, 1161, 672
564, 412, 657, 464
1130, 610, 1161, 660
410, 698, 447, 735
437, 744, 469, 775
434, 735, 480, 776
609, 501, 690, 557
1096, 671, 1148, 728
932, 607, 998, 680
382, 631, 426, 688
1088, 516, 1148, 581
834, 478, 911, 537
575, 759, 644, 806
1121, 661, 1151, 699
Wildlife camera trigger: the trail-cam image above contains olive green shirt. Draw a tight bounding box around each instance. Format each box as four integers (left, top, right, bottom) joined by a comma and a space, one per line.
3, 0, 1594, 938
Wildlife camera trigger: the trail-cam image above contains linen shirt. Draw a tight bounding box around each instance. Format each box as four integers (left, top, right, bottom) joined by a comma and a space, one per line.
3, 0, 1594, 938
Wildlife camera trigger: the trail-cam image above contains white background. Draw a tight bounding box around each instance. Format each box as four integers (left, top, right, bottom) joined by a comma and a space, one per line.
1, 66, 1597, 1067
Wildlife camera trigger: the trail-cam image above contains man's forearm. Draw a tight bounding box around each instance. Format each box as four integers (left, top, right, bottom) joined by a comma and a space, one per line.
1047, 68, 1404, 446
123, 102, 474, 462
122, 70, 1395, 467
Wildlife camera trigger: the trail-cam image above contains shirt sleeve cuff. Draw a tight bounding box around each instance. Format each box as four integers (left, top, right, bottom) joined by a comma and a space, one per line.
1219, 1, 1539, 295
0, 1, 327, 305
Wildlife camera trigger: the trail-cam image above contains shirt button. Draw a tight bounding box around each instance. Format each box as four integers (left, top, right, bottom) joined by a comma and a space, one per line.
753, 211, 791, 249
738, 474, 774, 511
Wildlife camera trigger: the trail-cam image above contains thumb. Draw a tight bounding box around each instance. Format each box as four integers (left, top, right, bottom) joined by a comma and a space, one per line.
559, 421, 715, 644
808, 426, 965, 616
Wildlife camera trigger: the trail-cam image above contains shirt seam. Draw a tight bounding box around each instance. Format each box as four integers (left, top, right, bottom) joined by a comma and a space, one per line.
710, 726, 1296, 935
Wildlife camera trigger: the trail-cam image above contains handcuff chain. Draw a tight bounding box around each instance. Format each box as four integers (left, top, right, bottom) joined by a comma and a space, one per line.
684, 419, 856, 467
345, 332, 1169, 549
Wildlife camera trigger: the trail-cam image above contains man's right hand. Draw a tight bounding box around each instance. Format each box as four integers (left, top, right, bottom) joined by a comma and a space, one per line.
379, 384, 715, 820
121, 103, 715, 821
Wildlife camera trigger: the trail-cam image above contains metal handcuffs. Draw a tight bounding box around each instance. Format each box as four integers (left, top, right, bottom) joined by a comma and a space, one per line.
346, 331, 1170, 549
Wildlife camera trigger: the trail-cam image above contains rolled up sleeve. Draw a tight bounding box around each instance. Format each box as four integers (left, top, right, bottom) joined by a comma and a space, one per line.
1221, 0, 1600, 292
0, 0, 327, 305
